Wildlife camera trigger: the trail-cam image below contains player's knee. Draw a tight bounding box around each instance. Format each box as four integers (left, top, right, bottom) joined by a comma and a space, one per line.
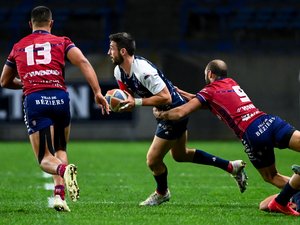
146, 157, 156, 169
39, 158, 48, 169
262, 173, 276, 184
146, 157, 164, 172
170, 148, 190, 162
259, 201, 269, 211
171, 153, 184, 162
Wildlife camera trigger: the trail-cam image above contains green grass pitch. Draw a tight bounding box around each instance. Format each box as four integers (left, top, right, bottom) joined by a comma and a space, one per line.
0, 141, 299, 225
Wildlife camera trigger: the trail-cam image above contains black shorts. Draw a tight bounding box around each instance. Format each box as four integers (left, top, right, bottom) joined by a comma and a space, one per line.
155, 117, 188, 140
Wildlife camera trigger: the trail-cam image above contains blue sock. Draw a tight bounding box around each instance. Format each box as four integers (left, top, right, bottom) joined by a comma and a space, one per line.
193, 149, 229, 172
276, 183, 298, 206
154, 167, 168, 195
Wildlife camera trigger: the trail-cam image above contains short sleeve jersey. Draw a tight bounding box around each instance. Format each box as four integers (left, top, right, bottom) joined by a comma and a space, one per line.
6, 30, 75, 96
113, 56, 185, 110
196, 78, 265, 138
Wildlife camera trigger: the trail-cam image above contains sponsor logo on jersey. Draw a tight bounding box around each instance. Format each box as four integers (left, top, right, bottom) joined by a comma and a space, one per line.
24, 69, 60, 79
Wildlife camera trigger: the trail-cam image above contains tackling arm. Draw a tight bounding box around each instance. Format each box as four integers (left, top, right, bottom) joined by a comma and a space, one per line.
153, 97, 202, 120
175, 86, 196, 101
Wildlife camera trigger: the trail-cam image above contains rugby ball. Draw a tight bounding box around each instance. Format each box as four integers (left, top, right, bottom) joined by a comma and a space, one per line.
105, 89, 128, 112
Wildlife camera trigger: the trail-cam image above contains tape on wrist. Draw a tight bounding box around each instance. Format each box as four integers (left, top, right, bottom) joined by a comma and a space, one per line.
134, 98, 143, 106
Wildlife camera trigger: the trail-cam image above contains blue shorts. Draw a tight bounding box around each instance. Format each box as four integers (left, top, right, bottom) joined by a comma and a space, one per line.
155, 117, 188, 140
242, 114, 295, 169
23, 89, 71, 135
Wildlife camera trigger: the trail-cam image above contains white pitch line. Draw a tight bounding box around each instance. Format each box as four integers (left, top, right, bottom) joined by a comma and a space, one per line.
48, 196, 54, 208
44, 182, 55, 190
42, 172, 54, 208
42, 171, 52, 178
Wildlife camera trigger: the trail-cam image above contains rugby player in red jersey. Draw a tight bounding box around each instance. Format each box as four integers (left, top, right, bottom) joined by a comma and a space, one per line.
0, 6, 109, 212
154, 59, 300, 216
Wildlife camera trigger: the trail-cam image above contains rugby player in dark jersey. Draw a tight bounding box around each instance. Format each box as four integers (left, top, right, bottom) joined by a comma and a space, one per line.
107, 33, 248, 206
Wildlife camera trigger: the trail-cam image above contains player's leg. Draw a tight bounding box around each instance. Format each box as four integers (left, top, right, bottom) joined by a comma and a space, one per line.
50, 90, 79, 203
259, 194, 279, 211
289, 172, 300, 212
170, 131, 247, 192
30, 126, 71, 211
288, 130, 300, 151
243, 116, 291, 188
139, 135, 174, 206
29, 126, 64, 174
257, 164, 289, 188
170, 131, 235, 170
52, 124, 71, 211
267, 173, 300, 216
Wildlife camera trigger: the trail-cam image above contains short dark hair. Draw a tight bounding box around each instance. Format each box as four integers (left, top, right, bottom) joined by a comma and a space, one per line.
109, 32, 136, 56
31, 6, 52, 26
207, 59, 227, 78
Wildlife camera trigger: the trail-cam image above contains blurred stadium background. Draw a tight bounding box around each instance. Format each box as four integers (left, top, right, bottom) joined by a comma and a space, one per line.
0, 0, 300, 141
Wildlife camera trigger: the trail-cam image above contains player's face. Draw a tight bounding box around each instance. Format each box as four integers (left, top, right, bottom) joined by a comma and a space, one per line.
108, 41, 124, 65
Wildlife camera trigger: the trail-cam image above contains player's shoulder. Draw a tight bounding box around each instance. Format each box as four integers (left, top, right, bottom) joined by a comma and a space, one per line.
47, 33, 73, 43
134, 56, 151, 67
113, 66, 121, 79
133, 56, 156, 74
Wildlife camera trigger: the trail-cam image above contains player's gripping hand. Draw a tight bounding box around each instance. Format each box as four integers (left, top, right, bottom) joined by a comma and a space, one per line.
95, 92, 110, 115
118, 90, 135, 112
153, 107, 163, 119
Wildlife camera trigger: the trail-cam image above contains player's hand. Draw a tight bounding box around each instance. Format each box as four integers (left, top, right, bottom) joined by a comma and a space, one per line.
118, 90, 135, 112
95, 92, 110, 115
175, 86, 196, 101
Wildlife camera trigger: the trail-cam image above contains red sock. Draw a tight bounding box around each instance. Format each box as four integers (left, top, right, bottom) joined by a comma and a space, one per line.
227, 162, 233, 173
56, 164, 67, 177
54, 185, 65, 200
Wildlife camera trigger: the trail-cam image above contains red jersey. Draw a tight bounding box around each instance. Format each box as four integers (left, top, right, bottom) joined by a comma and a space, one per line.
6, 30, 75, 96
196, 78, 265, 138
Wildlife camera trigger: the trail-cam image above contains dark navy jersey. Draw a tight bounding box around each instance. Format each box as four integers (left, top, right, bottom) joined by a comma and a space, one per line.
114, 56, 186, 110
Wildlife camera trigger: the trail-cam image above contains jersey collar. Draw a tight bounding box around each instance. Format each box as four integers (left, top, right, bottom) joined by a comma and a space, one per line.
32, 30, 50, 34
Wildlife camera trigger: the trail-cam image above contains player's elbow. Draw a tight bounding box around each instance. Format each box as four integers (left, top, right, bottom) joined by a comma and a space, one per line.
77, 58, 90, 68
0, 77, 8, 88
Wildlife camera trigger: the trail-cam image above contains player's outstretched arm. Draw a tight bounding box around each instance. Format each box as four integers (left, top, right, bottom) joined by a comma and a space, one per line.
153, 97, 202, 120
0, 65, 23, 89
175, 86, 196, 101
67, 47, 109, 114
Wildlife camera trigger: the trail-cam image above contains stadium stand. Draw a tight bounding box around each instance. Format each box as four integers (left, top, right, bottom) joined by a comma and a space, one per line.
179, 0, 300, 52
0, 0, 125, 54
2, 0, 299, 54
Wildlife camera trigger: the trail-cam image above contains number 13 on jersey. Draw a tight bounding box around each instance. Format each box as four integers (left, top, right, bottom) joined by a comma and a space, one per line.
25, 42, 51, 66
